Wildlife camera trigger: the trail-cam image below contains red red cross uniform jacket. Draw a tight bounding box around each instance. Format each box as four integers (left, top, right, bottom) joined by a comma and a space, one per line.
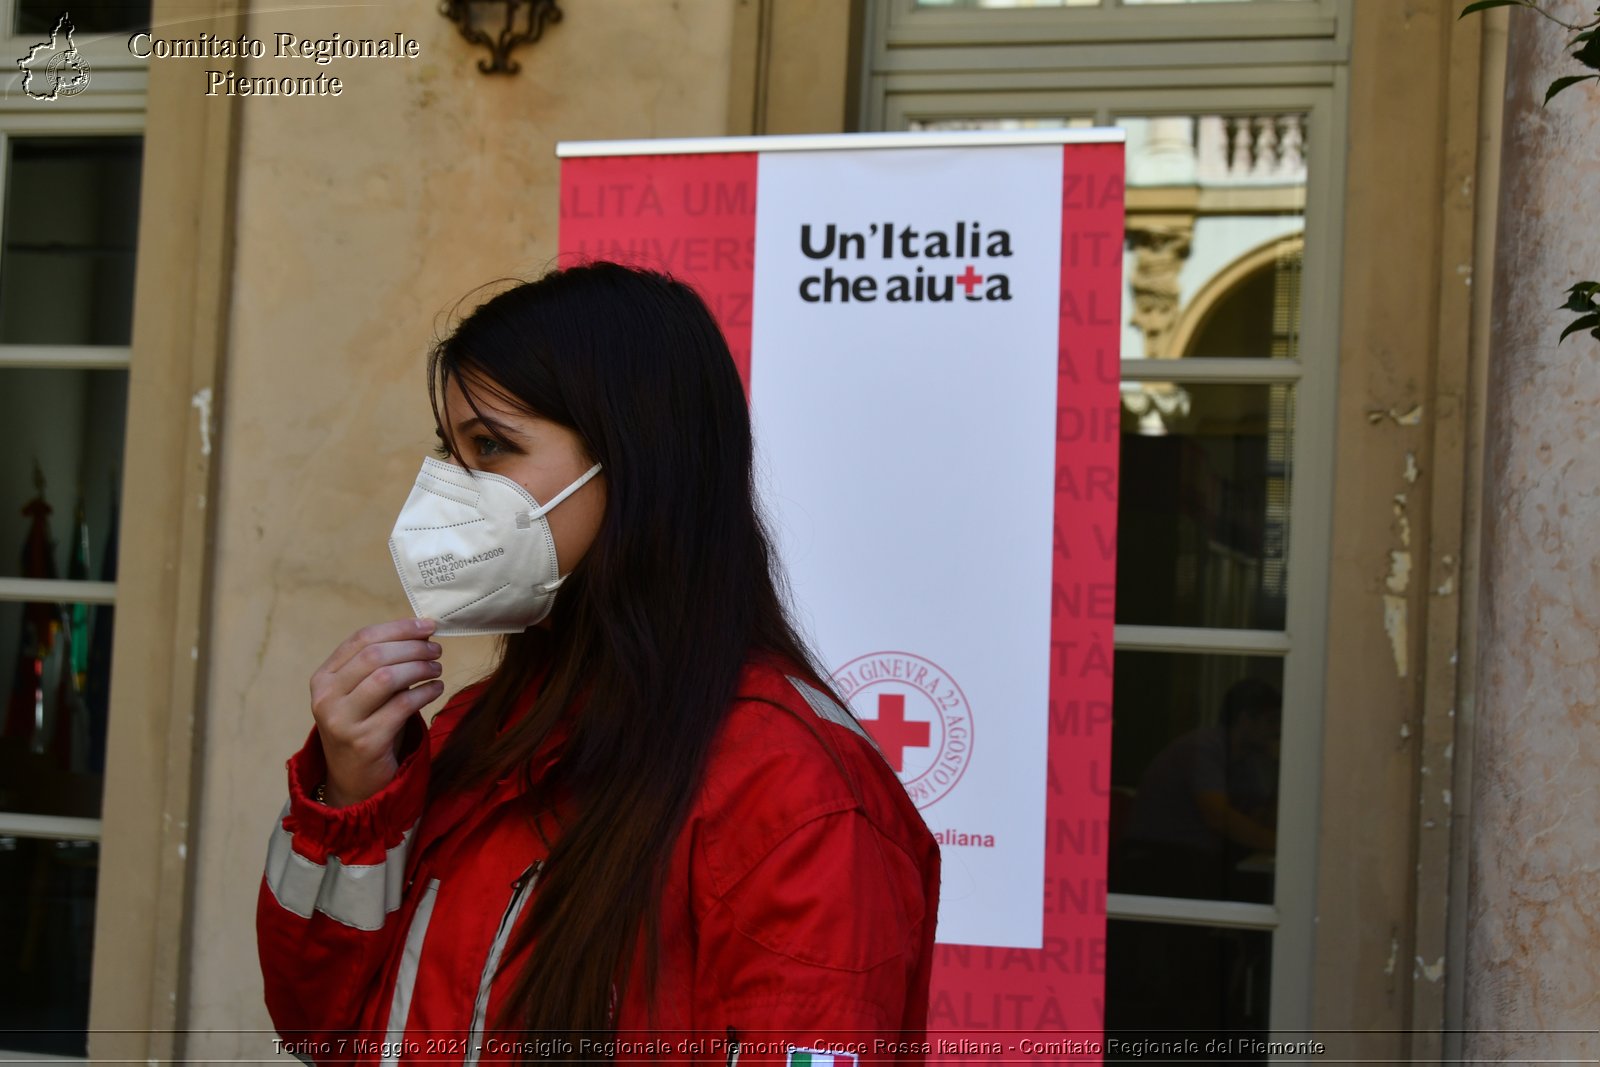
256, 656, 941, 1065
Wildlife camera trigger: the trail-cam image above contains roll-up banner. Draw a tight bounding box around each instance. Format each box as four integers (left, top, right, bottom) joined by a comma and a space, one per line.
559, 130, 1125, 1059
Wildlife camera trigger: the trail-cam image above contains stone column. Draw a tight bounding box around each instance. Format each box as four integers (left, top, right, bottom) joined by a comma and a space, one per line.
1465, 1, 1600, 1060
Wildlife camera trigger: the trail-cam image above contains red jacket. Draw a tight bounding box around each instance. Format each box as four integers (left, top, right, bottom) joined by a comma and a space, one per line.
257, 657, 940, 1065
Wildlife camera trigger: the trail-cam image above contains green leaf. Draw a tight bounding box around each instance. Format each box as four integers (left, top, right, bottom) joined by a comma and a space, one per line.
1560, 313, 1600, 343
1544, 74, 1600, 105
1575, 27, 1600, 69
1575, 29, 1597, 44
1561, 282, 1600, 312
1459, 0, 1527, 16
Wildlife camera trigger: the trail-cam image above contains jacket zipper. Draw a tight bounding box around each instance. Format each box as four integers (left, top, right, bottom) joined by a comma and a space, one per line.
462, 860, 544, 1067
726, 1025, 741, 1067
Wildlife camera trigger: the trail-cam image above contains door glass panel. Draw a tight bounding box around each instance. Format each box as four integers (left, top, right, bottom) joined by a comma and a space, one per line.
1119, 114, 1306, 362
0, 602, 115, 817
907, 117, 1096, 131
0, 132, 139, 1055
0, 368, 127, 580
1, 136, 144, 345
1116, 382, 1293, 631
0, 368, 123, 817
1105, 919, 1271, 1042
0, 836, 96, 1056
1109, 651, 1282, 905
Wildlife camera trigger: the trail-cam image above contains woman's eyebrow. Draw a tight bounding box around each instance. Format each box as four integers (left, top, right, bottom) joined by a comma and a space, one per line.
455, 415, 525, 440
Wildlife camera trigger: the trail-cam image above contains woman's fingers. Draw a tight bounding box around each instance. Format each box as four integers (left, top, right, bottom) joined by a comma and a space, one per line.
309, 619, 447, 807
361, 678, 448, 742
314, 618, 435, 683
323, 637, 442, 704
345, 655, 443, 712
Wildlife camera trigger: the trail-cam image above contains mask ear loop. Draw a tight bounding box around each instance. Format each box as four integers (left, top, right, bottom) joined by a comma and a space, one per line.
527, 462, 603, 521
528, 463, 604, 595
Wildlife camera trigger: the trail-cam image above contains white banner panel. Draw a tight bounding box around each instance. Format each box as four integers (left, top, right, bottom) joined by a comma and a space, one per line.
749, 146, 1064, 949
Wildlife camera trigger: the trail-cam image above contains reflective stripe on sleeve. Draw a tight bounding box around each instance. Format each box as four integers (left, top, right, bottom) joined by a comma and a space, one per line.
264, 799, 416, 932
786, 675, 887, 761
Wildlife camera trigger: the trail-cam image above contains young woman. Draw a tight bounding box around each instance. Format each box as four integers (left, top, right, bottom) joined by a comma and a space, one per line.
256, 262, 941, 1066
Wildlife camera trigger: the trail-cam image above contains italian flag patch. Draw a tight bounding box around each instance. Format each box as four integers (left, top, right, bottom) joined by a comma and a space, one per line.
787, 1049, 858, 1067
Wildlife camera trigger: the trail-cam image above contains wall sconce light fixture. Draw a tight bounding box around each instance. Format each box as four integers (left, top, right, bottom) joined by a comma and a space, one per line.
439, 0, 562, 75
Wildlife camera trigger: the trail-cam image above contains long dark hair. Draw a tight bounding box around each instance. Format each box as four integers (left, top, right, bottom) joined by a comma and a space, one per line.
425, 261, 838, 1048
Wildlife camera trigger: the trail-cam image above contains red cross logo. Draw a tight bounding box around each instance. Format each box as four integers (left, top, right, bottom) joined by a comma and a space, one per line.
864, 693, 931, 773
955, 265, 984, 296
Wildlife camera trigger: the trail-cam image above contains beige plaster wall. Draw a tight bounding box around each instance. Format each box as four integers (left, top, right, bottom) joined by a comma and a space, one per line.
1313, 1, 1492, 1057
180, 1, 737, 1056
1464, 0, 1600, 1059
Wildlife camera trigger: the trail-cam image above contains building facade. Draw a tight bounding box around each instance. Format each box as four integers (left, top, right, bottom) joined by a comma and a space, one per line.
0, 0, 1594, 1062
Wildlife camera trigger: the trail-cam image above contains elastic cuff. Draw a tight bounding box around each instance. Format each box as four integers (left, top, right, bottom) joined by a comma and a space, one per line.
280, 714, 430, 864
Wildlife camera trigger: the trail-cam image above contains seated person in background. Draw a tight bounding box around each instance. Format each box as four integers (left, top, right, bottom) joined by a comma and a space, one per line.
1119, 678, 1281, 901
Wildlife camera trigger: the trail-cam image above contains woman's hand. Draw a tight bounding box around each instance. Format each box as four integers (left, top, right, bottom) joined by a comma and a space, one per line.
309, 618, 444, 807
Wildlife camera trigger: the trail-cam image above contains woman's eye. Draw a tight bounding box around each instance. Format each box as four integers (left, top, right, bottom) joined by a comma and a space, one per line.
431, 440, 452, 460
472, 435, 504, 457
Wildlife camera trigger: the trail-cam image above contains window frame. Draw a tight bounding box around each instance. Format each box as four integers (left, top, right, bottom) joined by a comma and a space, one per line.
0, 54, 145, 833
883, 0, 1339, 47
0, 0, 148, 1056
859, 0, 1352, 1042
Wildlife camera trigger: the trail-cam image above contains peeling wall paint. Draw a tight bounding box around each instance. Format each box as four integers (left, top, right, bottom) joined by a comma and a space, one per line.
191, 387, 214, 457
1384, 597, 1410, 678
1383, 474, 1414, 678
1393, 494, 1413, 549
1435, 554, 1457, 597
1366, 403, 1425, 426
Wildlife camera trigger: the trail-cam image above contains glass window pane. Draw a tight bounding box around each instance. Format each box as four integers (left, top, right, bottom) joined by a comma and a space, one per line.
0, 368, 126, 581
1105, 919, 1271, 1041
1, 366, 123, 818
1119, 114, 1305, 361
0, 603, 114, 816
1, 136, 144, 345
1116, 382, 1292, 630
915, 0, 1100, 8
1109, 651, 1282, 905
907, 116, 1096, 131
15, 0, 150, 35
0, 836, 96, 1056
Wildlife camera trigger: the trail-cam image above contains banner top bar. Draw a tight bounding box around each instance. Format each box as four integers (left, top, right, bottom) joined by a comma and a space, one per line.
556, 129, 1125, 158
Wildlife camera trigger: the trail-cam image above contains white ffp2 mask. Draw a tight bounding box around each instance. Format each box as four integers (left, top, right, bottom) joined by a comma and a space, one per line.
387, 456, 603, 636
